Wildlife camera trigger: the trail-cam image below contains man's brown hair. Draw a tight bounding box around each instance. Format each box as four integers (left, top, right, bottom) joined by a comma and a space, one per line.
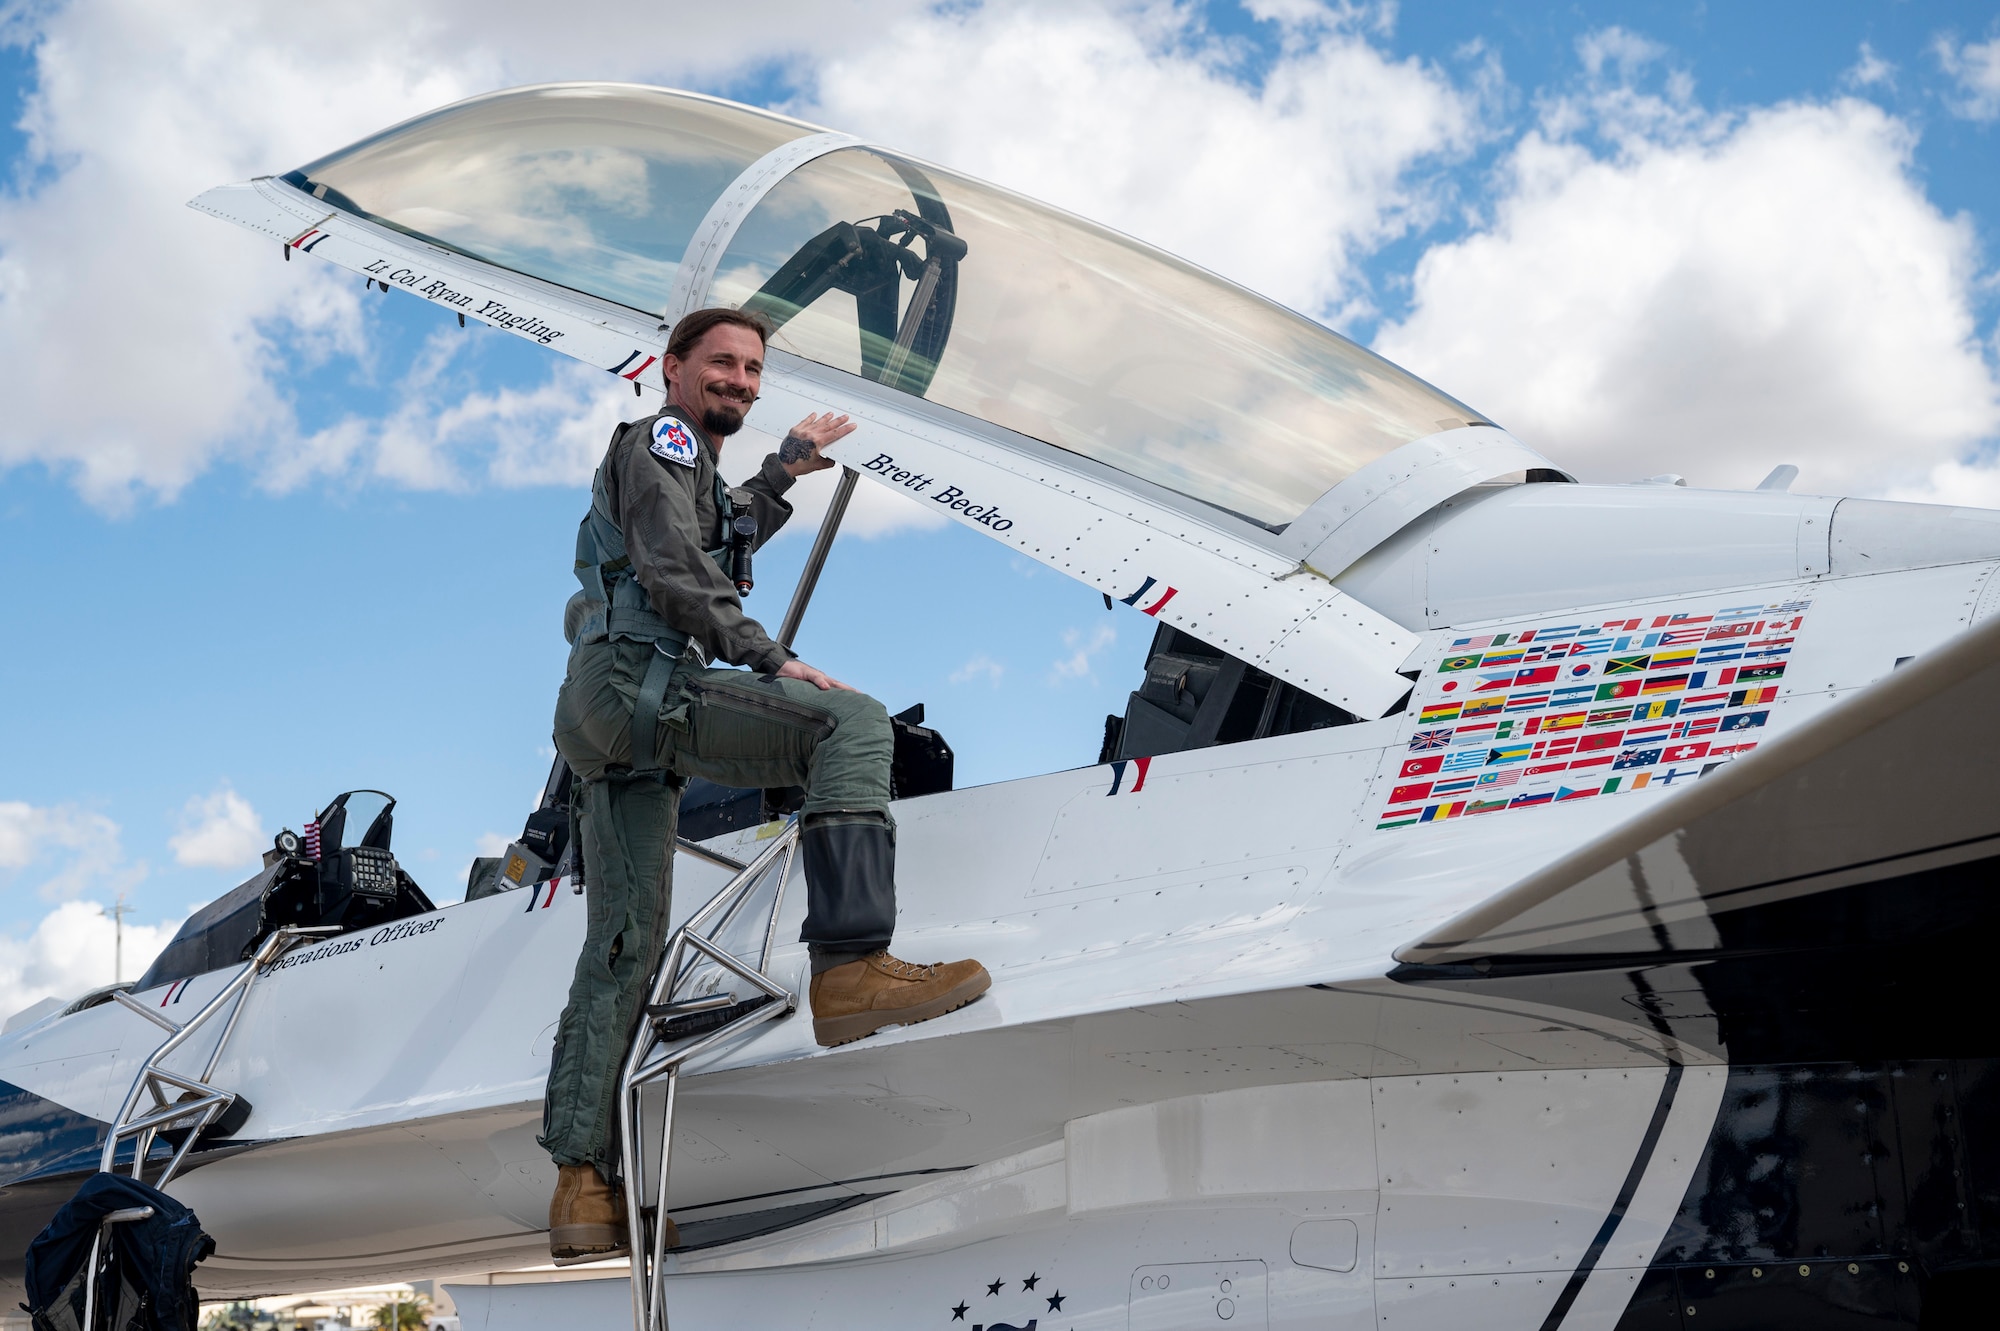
664, 307, 771, 363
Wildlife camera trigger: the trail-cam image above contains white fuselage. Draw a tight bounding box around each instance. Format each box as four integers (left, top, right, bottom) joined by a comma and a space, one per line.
3, 480, 1992, 1330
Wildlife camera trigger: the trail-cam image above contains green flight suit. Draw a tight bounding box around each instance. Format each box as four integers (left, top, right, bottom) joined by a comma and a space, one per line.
539, 408, 895, 1178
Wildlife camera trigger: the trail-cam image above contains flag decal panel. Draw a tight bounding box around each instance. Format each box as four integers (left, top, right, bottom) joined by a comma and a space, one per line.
1372, 597, 1812, 830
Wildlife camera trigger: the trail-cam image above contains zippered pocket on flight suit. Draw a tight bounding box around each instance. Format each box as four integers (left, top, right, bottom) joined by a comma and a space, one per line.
683, 679, 837, 740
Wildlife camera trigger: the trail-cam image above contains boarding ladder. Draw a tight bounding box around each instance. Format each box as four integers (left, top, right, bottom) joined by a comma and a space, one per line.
83, 923, 339, 1329
619, 823, 802, 1331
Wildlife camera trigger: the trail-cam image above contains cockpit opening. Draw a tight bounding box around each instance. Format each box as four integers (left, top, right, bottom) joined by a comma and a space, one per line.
740, 157, 964, 400
135, 790, 435, 992
1099, 623, 1370, 764
464, 703, 957, 898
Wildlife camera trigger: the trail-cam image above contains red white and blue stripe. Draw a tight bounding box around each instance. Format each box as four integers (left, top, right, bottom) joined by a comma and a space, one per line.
608, 350, 659, 382
1106, 756, 1152, 796
1119, 577, 1180, 617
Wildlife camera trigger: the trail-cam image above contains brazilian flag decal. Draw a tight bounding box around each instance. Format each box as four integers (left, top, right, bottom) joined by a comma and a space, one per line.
1440, 654, 1482, 672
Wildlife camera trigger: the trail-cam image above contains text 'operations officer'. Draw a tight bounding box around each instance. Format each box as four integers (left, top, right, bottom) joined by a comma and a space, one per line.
539, 307, 991, 1262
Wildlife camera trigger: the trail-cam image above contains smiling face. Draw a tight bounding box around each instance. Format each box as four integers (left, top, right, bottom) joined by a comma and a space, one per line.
663, 323, 765, 437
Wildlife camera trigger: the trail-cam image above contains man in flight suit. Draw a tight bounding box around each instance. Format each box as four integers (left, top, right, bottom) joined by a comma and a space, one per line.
540, 307, 990, 1261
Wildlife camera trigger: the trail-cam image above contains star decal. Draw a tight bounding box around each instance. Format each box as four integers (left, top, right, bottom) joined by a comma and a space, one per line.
986, 1279, 1003, 1297
951, 1302, 968, 1321
1022, 1273, 1040, 1291
1046, 1291, 1065, 1312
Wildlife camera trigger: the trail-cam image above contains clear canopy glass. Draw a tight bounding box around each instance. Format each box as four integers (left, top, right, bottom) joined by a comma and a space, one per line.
288, 84, 1491, 530
287, 84, 815, 315
713, 148, 1489, 528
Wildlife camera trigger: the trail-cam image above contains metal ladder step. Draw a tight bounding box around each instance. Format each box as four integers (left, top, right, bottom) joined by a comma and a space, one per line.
621, 822, 802, 1331
647, 992, 779, 1041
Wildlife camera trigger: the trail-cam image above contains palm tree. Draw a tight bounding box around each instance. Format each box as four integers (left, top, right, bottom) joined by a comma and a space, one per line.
370, 1294, 430, 1330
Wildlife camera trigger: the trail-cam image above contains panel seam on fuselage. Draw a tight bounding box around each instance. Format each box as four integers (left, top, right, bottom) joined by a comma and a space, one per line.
1539, 1061, 1684, 1331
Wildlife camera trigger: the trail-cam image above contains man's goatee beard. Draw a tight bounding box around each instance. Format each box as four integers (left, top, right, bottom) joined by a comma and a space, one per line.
701, 403, 748, 437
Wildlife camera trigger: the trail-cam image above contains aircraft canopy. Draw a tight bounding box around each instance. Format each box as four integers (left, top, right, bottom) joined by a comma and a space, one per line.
289, 84, 816, 321
288, 84, 1491, 530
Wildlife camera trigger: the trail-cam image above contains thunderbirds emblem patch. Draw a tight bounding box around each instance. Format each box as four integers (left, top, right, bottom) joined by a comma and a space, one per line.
649, 417, 699, 467
1374, 596, 1811, 830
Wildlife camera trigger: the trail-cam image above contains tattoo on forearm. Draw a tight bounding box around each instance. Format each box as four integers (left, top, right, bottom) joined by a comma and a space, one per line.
779, 432, 815, 464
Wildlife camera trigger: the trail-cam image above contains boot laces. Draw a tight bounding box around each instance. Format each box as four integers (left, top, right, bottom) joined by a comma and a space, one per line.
871, 951, 937, 980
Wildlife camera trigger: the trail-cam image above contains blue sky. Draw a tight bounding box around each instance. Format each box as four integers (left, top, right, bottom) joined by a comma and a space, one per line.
1, 0, 1996, 1008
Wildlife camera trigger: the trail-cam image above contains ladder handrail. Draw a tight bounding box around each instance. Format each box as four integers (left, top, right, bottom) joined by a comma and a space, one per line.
619, 825, 802, 1331
81, 923, 341, 1331
97, 924, 340, 1183
106, 990, 178, 1034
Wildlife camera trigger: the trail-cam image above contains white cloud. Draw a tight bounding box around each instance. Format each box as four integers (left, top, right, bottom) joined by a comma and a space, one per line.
0, 4, 442, 508
0, 800, 137, 900
1935, 32, 2000, 121
0, 0, 933, 508
1241, 0, 1367, 29
260, 337, 632, 493
168, 784, 264, 870
1376, 85, 2000, 494
1050, 622, 1118, 683
950, 654, 1007, 687
1888, 458, 2000, 509
0, 900, 183, 1021
0, 807, 175, 1011
1843, 42, 1895, 91
1575, 26, 1667, 82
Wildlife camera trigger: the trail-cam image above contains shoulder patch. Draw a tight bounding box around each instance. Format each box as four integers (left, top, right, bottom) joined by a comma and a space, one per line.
648, 416, 700, 468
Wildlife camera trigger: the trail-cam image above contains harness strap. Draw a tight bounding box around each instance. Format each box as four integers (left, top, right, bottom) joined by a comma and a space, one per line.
630, 643, 680, 771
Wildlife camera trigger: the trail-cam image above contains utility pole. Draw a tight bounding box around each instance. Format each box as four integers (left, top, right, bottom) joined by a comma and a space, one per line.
101, 893, 132, 984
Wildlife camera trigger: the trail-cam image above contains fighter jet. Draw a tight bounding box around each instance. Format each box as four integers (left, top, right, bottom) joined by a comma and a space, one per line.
3, 82, 1996, 1331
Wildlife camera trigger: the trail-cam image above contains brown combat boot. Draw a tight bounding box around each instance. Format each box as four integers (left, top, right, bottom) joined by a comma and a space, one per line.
810, 951, 991, 1047
549, 1164, 679, 1260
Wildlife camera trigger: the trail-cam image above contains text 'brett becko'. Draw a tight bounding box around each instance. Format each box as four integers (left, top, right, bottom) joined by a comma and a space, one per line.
862, 453, 1015, 531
